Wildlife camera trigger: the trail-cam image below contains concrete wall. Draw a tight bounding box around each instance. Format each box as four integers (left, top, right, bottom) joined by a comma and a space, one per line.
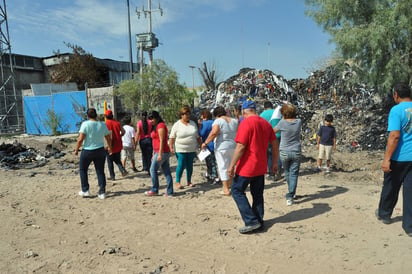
87, 86, 115, 116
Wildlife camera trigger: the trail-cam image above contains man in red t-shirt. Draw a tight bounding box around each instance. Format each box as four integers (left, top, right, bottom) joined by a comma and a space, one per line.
105, 110, 127, 180
228, 100, 278, 234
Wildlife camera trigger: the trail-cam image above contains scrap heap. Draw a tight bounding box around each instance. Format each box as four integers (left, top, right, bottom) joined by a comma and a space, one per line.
198, 65, 393, 151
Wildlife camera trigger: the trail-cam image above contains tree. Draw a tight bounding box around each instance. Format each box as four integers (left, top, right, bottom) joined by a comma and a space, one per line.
115, 59, 196, 123
198, 61, 222, 90
305, 0, 412, 93
50, 43, 108, 90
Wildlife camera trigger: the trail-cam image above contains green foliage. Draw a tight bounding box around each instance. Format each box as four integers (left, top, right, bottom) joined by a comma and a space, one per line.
45, 109, 62, 136
115, 59, 196, 123
305, 0, 412, 94
51, 43, 108, 90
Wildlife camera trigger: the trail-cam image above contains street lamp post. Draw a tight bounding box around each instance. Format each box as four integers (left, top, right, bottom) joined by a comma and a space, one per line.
189, 65, 196, 107
189, 65, 196, 91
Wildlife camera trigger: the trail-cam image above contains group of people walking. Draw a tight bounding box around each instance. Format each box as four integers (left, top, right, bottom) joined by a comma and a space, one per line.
74, 82, 412, 237
73, 101, 304, 233
74, 109, 153, 199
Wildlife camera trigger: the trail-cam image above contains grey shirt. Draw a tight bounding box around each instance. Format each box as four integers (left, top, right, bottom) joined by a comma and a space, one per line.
212, 117, 238, 151
275, 118, 302, 152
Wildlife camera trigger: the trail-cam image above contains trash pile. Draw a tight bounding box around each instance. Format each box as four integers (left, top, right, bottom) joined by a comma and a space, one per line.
0, 141, 46, 169
198, 65, 394, 151
199, 68, 297, 114
0, 140, 66, 170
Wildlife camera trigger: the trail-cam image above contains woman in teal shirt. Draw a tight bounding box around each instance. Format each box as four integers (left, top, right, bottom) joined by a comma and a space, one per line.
75, 108, 112, 200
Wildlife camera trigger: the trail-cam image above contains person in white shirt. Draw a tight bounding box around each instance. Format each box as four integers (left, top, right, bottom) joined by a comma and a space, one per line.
201, 106, 238, 196
121, 116, 138, 172
169, 105, 202, 189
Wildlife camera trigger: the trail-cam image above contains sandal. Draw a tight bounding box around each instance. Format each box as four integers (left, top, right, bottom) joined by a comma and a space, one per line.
186, 183, 195, 187
175, 183, 184, 189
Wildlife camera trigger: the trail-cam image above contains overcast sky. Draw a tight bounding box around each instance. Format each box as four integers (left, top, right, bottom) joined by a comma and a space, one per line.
8, 0, 335, 86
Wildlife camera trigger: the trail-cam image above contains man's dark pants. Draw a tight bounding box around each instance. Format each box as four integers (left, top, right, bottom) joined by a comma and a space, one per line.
378, 161, 412, 234
231, 174, 265, 226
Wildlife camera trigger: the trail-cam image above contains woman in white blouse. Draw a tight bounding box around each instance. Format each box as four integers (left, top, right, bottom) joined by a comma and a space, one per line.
169, 105, 201, 189
201, 106, 238, 195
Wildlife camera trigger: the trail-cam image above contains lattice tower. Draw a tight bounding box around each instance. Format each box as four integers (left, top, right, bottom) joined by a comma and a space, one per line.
0, 0, 22, 133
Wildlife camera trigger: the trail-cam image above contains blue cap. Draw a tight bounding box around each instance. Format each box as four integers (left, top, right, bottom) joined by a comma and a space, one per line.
242, 100, 256, 110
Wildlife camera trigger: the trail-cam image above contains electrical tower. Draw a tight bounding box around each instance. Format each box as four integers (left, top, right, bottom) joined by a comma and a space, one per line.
0, 0, 22, 133
136, 0, 162, 74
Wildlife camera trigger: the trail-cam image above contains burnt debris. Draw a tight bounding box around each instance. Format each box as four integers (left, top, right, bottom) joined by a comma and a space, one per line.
0, 139, 66, 170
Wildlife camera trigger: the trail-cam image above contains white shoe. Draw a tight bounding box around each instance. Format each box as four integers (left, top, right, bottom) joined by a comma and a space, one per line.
286, 199, 293, 206
326, 167, 330, 173
98, 193, 106, 200
78, 190, 90, 197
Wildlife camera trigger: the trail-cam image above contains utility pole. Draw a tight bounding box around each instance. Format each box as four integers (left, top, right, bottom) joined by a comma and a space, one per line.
135, 0, 163, 110
126, 0, 133, 79
136, 0, 162, 67
146, 0, 154, 65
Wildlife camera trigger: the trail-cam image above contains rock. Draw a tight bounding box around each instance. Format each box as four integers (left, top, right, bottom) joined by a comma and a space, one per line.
24, 250, 39, 258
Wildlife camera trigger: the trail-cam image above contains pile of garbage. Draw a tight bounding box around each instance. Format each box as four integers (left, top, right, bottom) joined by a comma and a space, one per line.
198, 65, 394, 151
0, 141, 46, 169
0, 140, 66, 170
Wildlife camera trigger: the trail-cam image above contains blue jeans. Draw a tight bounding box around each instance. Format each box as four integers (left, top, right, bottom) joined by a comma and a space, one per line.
106, 151, 126, 179
150, 152, 173, 195
139, 137, 153, 172
267, 143, 282, 174
378, 161, 412, 234
279, 150, 301, 199
231, 175, 264, 226
79, 147, 106, 194
175, 152, 196, 184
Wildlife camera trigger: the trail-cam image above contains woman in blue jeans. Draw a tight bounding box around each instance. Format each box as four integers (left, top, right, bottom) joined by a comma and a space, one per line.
135, 111, 153, 175
144, 111, 173, 197
274, 103, 302, 206
74, 108, 112, 200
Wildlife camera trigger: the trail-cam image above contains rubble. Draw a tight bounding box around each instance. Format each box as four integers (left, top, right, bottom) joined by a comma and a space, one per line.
198, 65, 393, 151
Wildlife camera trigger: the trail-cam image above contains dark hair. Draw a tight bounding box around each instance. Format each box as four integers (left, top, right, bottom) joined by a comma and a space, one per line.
325, 114, 333, 122
232, 105, 242, 118
264, 101, 273, 109
200, 109, 212, 120
393, 82, 411, 98
213, 106, 226, 118
87, 108, 97, 119
141, 110, 149, 134
122, 116, 131, 125
148, 110, 164, 131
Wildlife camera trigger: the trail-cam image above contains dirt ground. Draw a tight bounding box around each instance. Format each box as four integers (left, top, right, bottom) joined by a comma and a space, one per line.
0, 134, 411, 273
